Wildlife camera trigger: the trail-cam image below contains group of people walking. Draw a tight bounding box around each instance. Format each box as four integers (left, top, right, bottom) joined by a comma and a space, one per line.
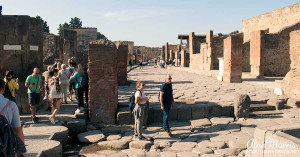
133, 74, 175, 140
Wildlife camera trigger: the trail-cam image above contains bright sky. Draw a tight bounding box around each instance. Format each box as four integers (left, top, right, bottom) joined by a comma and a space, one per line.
1, 0, 299, 47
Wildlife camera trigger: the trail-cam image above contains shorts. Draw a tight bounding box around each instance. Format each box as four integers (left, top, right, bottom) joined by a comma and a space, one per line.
28, 93, 40, 106
50, 98, 61, 108
139, 63, 142, 66
69, 82, 76, 90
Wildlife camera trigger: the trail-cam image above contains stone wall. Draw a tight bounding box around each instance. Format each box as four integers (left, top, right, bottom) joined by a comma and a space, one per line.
88, 43, 118, 124
43, 33, 63, 66
212, 35, 227, 70
250, 30, 265, 77
116, 45, 128, 85
115, 41, 134, 65
189, 32, 207, 69
282, 30, 300, 99
68, 28, 97, 67
242, 3, 300, 42
62, 29, 77, 65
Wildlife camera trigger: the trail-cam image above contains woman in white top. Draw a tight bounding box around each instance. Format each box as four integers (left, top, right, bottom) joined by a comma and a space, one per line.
134, 81, 148, 140
59, 64, 70, 104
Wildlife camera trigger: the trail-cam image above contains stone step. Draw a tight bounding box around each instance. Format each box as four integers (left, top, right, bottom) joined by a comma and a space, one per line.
250, 104, 276, 111
250, 110, 283, 116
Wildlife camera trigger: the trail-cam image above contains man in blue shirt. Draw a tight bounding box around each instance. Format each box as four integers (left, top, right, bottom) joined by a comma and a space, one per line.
159, 74, 175, 136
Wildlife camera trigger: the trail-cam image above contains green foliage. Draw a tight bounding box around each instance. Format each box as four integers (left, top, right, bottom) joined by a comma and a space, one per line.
97, 32, 106, 39
69, 17, 82, 28
36, 16, 50, 33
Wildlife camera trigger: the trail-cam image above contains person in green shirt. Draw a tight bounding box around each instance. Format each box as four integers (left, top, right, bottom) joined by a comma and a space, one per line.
71, 64, 85, 113
25, 67, 43, 123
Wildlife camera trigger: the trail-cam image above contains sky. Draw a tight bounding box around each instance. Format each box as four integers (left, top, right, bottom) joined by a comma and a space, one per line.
1, 0, 299, 47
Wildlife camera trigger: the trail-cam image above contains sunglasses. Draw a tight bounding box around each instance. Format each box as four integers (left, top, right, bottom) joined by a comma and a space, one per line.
168, 78, 172, 80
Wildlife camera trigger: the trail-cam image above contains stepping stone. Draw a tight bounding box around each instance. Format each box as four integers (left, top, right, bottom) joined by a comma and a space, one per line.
224, 124, 241, 132
121, 149, 145, 157
181, 137, 198, 142
210, 117, 234, 125
198, 141, 226, 150
25, 140, 62, 157
190, 118, 212, 129
67, 119, 86, 133
192, 147, 213, 155
77, 130, 105, 143
129, 140, 153, 150
228, 137, 251, 149
171, 142, 197, 152
160, 151, 177, 157
177, 152, 199, 157
97, 150, 118, 156
204, 125, 221, 133
215, 148, 240, 156
87, 124, 97, 131
107, 134, 122, 141
24, 125, 69, 145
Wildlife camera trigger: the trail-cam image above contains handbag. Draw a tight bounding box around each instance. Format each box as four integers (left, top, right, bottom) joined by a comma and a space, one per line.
49, 78, 63, 99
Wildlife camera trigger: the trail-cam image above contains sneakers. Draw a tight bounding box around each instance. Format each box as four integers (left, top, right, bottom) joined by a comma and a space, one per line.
138, 135, 146, 141
162, 128, 172, 136
49, 117, 55, 124
32, 116, 39, 123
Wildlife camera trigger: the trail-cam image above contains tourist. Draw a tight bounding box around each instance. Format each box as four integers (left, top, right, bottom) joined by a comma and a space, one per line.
129, 60, 132, 67
173, 58, 176, 66
70, 57, 77, 68
178, 59, 181, 67
43, 66, 52, 110
71, 64, 84, 113
133, 81, 149, 140
3, 71, 19, 103
83, 67, 89, 106
57, 62, 62, 71
47, 69, 63, 124
59, 64, 70, 104
25, 67, 42, 123
139, 59, 143, 69
0, 79, 26, 156
67, 59, 77, 102
159, 74, 175, 136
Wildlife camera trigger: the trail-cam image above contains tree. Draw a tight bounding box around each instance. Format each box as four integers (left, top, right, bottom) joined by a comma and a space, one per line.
69, 17, 82, 28
97, 32, 106, 40
36, 16, 50, 33
57, 22, 70, 36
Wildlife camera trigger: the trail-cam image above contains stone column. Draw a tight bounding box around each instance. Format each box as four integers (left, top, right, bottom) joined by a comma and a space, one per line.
206, 30, 213, 70
165, 42, 169, 60
189, 32, 195, 54
161, 45, 165, 60
217, 57, 224, 81
181, 49, 186, 67
117, 45, 128, 85
250, 30, 265, 78
175, 51, 178, 66
88, 44, 118, 124
223, 36, 243, 83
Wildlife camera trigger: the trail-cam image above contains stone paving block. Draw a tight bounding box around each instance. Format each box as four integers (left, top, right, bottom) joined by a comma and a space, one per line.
177, 152, 199, 157
192, 147, 213, 155
201, 154, 223, 157
98, 139, 130, 149
198, 140, 226, 150
160, 151, 177, 157
210, 117, 234, 125
97, 150, 118, 156
210, 134, 237, 142
224, 124, 241, 132
190, 118, 212, 129
181, 137, 198, 142
177, 107, 192, 121
129, 140, 153, 150
172, 129, 191, 139
146, 151, 160, 157
228, 137, 251, 150
108, 152, 128, 157
221, 105, 234, 117
171, 142, 197, 152
169, 121, 190, 130
215, 148, 240, 156
107, 134, 122, 141
121, 149, 145, 157
101, 126, 121, 135
77, 130, 105, 143
204, 125, 221, 133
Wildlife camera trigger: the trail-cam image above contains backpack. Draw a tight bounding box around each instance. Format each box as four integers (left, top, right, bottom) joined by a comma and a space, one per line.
129, 90, 141, 111
49, 78, 63, 99
3, 81, 12, 98
0, 101, 26, 157
79, 73, 88, 88
158, 92, 161, 102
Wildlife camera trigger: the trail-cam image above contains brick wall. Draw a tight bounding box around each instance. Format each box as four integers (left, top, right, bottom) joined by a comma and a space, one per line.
117, 45, 128, 85
212, 35, 227, 70
282, 30, 300, 99
223, 36, 243, 83
88, 44, 118, 124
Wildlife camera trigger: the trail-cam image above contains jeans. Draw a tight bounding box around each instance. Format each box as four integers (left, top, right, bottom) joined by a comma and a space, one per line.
76, 87, 84, 109
163, 108, 170, 130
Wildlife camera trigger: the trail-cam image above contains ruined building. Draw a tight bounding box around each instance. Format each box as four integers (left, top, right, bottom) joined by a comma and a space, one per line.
115, 41, 134, 65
